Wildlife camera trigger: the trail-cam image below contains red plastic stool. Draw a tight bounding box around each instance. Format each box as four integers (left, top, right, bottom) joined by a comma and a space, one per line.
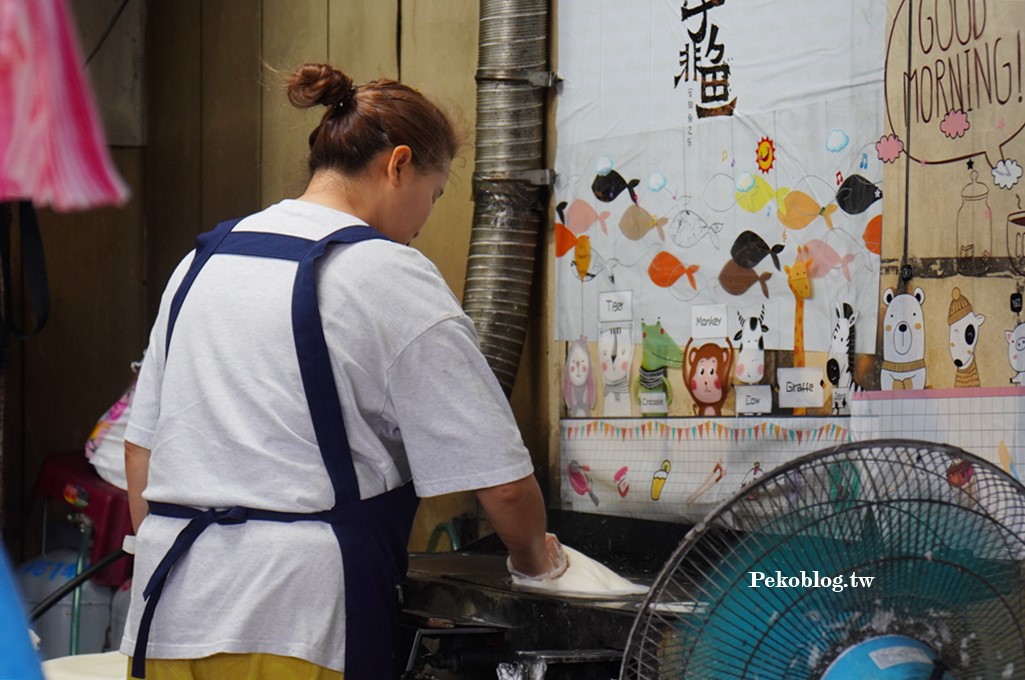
32, 451, 133, 587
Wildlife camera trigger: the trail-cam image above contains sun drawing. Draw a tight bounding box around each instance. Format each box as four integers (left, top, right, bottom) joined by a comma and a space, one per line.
756, 137, 776, 174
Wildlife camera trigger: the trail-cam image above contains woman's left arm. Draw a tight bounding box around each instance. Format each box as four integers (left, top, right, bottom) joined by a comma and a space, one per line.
125, 440, 151, 533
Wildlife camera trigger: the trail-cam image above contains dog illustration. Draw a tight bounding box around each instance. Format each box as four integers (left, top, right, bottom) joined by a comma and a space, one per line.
947, 287, 984, 387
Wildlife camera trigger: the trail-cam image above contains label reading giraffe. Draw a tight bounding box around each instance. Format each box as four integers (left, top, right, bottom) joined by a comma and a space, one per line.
784, 245, 814, 414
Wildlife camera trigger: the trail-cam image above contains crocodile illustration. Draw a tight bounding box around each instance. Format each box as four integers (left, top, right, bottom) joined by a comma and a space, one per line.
631, 319, 684, 417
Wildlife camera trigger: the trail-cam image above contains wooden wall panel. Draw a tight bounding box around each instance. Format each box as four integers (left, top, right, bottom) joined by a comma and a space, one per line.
261, 0, 330, 206
328, 0, 399, 81
399, 0, 484, 550
25, 150, 146, 453
10, 150, 146, 555
399, 0, 478, 303
200, 1, 263, 227
71, 0, 147, 146
145, 0, 202, 325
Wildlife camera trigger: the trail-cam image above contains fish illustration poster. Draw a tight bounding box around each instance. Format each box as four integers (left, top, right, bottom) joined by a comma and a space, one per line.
554, 0, 886, 354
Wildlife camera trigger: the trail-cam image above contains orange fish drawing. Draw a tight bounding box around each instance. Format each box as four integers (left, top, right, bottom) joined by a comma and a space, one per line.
563, 233, 612, 283
648, 251, 699, 289
557, 201, 612, 274
556, 223, 577, 257
574, 235, 592, 282
555, 201, 576, 257
863, 214, 882, 255
777, 190, 838, 230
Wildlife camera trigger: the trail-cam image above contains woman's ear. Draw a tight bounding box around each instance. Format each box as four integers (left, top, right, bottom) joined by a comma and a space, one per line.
386, 145, 414, 185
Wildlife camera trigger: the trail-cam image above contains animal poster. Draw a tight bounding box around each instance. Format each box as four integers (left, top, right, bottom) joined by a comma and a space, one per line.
554, 0, 886, 355
560, 416, 852, 523
882, 0, 1025, 269
553, 1, 1025, 525
876, 0, 1025, 391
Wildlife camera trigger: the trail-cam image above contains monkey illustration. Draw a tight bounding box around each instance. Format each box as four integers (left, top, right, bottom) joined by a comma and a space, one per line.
683, 338, 735, 416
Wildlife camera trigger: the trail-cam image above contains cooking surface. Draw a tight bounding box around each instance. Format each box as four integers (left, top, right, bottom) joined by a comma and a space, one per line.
403, 552, 649, 654
407, 552, 653, 603
402, 510, 694, 656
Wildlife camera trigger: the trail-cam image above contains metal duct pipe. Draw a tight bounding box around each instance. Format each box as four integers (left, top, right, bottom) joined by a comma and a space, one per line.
463, 0, 553, 395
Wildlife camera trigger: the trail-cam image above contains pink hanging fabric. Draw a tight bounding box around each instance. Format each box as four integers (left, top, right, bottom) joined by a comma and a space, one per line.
0, 0, 128, 211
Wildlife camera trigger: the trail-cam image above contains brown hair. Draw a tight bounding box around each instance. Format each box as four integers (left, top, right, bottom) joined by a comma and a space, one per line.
285, 63, 459, 176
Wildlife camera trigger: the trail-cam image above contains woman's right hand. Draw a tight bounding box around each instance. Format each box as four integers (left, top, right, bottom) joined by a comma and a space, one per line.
507, 533, 568, 582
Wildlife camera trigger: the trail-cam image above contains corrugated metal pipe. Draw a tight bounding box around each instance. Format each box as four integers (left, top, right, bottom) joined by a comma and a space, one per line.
463, 0, 555, 395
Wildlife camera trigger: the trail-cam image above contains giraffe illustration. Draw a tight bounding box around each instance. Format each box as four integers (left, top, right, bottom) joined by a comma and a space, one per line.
784, 246, 814, 414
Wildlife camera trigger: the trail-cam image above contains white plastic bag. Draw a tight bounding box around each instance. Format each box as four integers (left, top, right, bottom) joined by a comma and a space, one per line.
83, 360, 140, 489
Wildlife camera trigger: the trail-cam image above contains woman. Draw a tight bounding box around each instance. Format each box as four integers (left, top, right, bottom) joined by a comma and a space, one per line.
121, 63, 565, 680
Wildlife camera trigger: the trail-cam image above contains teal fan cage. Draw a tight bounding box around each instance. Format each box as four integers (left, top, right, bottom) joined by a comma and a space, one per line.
620, 439, 1025, 679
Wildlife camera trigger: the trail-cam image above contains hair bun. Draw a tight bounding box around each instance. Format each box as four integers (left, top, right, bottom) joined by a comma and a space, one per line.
286, 63, 355, 110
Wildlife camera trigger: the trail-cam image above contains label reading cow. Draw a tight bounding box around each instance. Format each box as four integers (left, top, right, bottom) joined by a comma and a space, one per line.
736, 385, 772, 415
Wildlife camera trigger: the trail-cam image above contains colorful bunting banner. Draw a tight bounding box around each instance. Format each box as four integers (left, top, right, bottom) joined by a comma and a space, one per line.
560, 419, 852, 444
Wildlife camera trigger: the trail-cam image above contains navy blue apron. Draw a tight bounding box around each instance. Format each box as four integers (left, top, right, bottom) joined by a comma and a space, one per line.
131, 218, 420, 679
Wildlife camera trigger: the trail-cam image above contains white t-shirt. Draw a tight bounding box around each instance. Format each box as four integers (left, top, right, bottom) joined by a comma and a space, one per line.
120, 199, 535, 671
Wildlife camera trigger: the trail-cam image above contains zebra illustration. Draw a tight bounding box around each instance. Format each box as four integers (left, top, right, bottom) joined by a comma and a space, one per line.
826, 302, 864, 415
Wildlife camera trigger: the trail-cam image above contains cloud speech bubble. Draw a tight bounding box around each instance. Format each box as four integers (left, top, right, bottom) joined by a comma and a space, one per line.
884, 0, 1025, 174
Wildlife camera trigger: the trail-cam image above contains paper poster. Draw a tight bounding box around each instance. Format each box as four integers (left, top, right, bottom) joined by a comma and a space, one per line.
560, 416, 852, 523
873, 0, 1025, 391
776, 367, 825, 408
554, 0, 885, 354
851, 387, 1025, 476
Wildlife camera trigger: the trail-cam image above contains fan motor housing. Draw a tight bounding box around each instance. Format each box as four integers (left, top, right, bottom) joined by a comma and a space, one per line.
821, 635, 954, 679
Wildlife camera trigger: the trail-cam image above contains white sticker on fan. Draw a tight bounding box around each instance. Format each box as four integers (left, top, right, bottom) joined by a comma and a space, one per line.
869, 646, 932, 669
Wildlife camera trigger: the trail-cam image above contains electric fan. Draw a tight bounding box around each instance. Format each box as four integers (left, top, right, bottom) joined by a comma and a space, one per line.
620, 439, 1025, 679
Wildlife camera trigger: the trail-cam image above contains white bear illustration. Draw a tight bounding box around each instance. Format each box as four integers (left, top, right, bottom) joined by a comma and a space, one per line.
880, 287, 927, 390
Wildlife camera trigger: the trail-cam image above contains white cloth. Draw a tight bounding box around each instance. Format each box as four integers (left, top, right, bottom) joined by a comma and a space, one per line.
120, 199, 535, 671
509, 545, 649, 597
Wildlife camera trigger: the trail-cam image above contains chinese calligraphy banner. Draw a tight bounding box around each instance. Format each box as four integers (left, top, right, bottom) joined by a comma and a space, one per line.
554, 0, 887, 355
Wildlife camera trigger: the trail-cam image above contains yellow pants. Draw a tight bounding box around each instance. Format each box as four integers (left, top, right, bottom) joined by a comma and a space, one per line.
126, 653, 343, 680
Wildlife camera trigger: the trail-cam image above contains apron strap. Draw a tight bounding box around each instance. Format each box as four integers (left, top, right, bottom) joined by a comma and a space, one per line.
291, 226, 386, 505
165, 218, 243, 352
162, 220, 386, 503
132, 502, 341, 679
